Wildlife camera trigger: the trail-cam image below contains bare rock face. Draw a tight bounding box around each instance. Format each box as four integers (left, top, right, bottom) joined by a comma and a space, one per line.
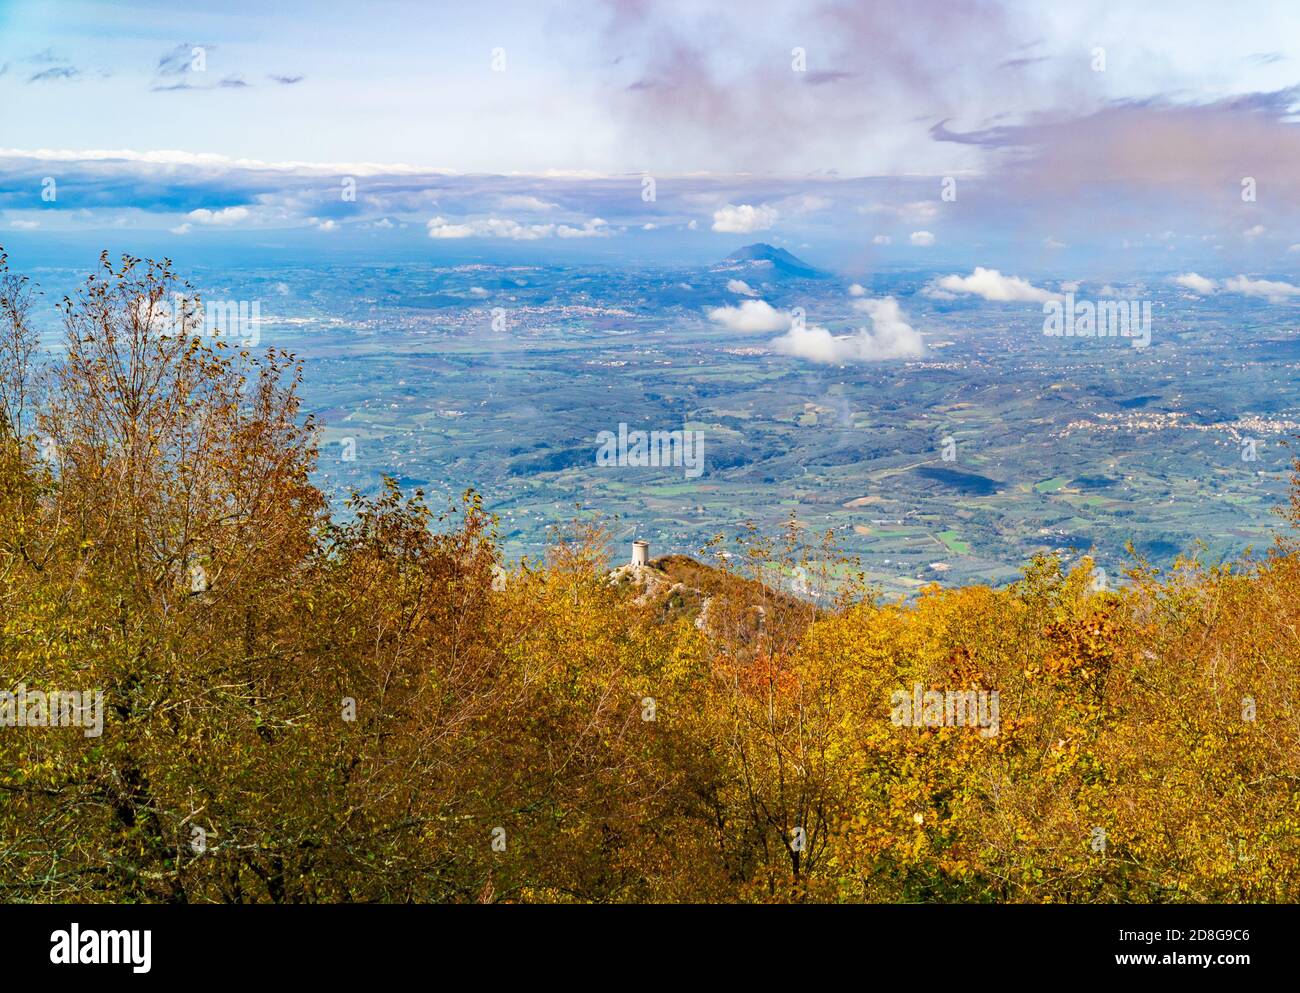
607, 559, 672, 606
607, 551, 811, 644
607, 555, 716, 623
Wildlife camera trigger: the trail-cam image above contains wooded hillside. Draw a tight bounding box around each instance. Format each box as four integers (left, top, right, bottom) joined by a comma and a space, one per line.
2, 253, 1298, 903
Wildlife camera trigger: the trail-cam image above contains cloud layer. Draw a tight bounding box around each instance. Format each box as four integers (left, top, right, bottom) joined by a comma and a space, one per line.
925, 267, 1058, 303
771, 296, 925, 363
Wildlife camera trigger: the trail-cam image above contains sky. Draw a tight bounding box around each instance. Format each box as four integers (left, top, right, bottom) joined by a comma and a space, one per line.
2, 0, 1300, 275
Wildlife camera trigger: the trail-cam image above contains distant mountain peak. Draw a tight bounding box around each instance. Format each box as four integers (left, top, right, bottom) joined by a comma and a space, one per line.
722, 243, 824, 278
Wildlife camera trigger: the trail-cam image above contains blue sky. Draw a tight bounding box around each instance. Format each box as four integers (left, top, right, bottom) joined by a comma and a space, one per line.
3, 0, 1300, 276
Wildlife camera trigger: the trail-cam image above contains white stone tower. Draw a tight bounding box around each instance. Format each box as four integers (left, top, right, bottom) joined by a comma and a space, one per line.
631, 539, 649, 567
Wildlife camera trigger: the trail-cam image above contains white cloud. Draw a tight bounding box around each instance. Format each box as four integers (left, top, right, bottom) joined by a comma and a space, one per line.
711, 203, 777, 234
0, 146, 458, 176
925, 267, 1057, 303
1099, 283, 1144, 299
706, 298, 791, 332
169, 223, 192, 235
497, 194, 559, 211
187, 206, 249, 226
429, 217, 547, 239
771, 296, 924, 363
1171, 272, 1300, 303
848, 283, 866, 296
862, 201, 938, 223
468, 286, 490, 297
9, 219, 39, 230
1222, 274, 1300, 301
909, 230, 935, 247
872, 234, 892, 245
726, 278, 758, 296
1244, 224, 1266, 239
425, 215, 608, 240
317, 219, 337, 232
903, 202, 939, 222
556, 217, 609, 238
642, 222, 658, 230
779, 193, 832, 214
1172, 272, 1217, 295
